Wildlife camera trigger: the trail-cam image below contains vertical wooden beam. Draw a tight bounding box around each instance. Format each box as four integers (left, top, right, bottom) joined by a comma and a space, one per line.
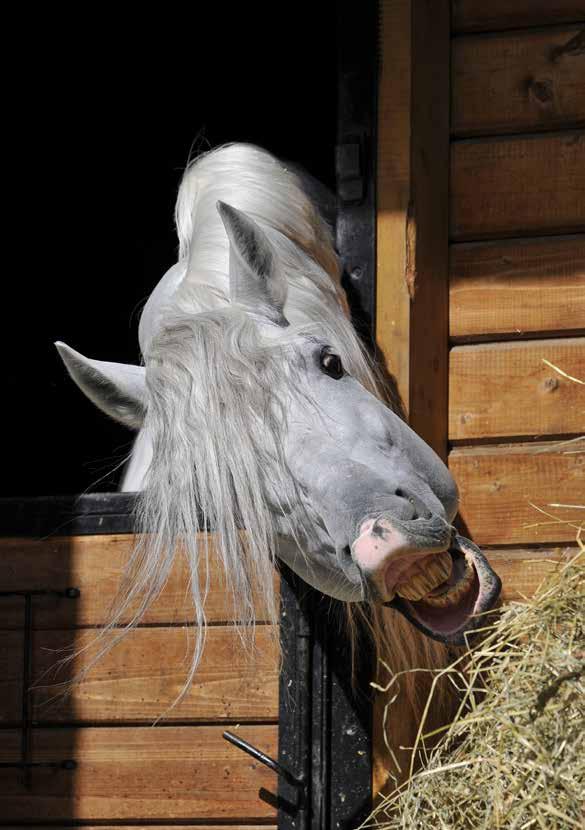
374, 0, 452, 798
377, 0, 451, 459
377, 0, 413, 414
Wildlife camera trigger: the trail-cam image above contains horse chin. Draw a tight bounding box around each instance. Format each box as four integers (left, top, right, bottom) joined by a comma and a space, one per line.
383, 535, 501, 645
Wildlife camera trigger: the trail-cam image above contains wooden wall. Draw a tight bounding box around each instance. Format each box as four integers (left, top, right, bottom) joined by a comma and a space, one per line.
376, 0, 584, 793
0, 534, 279, 827
449, 2, 585, 580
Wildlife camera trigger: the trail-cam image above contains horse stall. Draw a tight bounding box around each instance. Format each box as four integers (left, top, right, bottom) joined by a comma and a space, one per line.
1, 2, 584, 829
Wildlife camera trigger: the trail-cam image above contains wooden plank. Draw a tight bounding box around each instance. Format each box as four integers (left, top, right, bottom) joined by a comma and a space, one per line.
450, 131, 585, 241
452, 1, 585, 34
0, 632, 22, 723
408, 0, 451, 458
449, 338, 585, 440
449, 442, 585, 545
488, 547, 573, 600
377, 0, 413, 418
0, 534, 277, 628
452, 26, 585, 137
377, 0, 450, 458
375, 0, 452, 800
450, 234, 585, 339
0, 725, 278, 821
29, 626, 278, 723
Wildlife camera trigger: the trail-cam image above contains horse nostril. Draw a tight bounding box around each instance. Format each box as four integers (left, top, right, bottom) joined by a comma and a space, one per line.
409, 498, 420, 520
411, 499, 433, 520
395, 489, 432, 521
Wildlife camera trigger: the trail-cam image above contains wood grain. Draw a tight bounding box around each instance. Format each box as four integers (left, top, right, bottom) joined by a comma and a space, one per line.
0, 725, 278, 821
0, 534, 277, 628
374, 0, 453, 799
452, 26, 585, 137
450, 131, 585, 241
449, 442, 585, 545
27, 626, 278, 723
450, 234, 585, 339
408, 0, 451, 458
377, 0, 414, 414
377, 0, 450, 459
452, 1, 585, 33
488, 546, 573, 600
449, 337, 585, 440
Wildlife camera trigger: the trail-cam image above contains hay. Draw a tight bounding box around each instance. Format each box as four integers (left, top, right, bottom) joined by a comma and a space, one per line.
361, 542, 585, 829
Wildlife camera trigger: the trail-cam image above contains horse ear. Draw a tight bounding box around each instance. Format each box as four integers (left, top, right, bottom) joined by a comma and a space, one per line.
217, 201, 288, 325
55, 341, 146, 429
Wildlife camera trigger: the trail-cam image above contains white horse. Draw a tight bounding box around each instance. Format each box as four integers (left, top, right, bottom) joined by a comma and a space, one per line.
56, 143, 500, 688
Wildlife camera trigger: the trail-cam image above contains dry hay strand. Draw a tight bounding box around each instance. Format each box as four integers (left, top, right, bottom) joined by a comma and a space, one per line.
361, 542, 585, 829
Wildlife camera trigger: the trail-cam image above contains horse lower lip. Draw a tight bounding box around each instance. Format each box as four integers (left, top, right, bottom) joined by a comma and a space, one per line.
404, 557, 480, 634
383, 536, 502, 644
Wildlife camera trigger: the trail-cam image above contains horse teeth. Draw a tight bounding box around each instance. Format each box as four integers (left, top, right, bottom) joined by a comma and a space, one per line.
396, 551, 452, 601
423, 558, 475, 608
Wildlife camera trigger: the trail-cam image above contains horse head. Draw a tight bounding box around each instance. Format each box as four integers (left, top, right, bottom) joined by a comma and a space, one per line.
57, 196, 500, 649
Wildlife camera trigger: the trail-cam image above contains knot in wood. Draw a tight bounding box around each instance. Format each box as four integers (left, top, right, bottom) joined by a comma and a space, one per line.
528, 78, 554, 107
543, 377, 560, 392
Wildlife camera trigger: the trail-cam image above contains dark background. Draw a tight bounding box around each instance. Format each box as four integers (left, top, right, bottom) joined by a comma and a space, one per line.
7, 7, 337, 497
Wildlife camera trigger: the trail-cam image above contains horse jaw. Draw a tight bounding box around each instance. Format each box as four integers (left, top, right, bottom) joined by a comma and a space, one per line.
279, 357, 500, 641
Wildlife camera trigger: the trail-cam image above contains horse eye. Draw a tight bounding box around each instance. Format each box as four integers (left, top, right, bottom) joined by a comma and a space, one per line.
320, 349, 344, 379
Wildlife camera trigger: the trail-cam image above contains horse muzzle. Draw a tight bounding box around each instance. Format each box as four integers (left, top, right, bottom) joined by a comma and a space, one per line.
351, 515, 501, 645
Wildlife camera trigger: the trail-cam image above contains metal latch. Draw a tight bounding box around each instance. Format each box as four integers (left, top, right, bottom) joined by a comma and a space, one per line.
223, 730, 306, 809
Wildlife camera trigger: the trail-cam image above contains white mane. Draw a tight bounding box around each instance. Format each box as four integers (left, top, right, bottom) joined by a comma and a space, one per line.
137, 143, 349, 356
104, 144, 383, 696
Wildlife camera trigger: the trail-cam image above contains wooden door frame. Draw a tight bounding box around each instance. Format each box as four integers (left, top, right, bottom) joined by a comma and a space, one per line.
376, 0, 451, 461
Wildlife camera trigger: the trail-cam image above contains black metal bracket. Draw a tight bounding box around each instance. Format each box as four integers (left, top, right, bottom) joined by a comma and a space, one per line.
275, 567, 373, 830
0, 760, 78, 770
0, 588, 81, 599
0, 586, 80, 788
